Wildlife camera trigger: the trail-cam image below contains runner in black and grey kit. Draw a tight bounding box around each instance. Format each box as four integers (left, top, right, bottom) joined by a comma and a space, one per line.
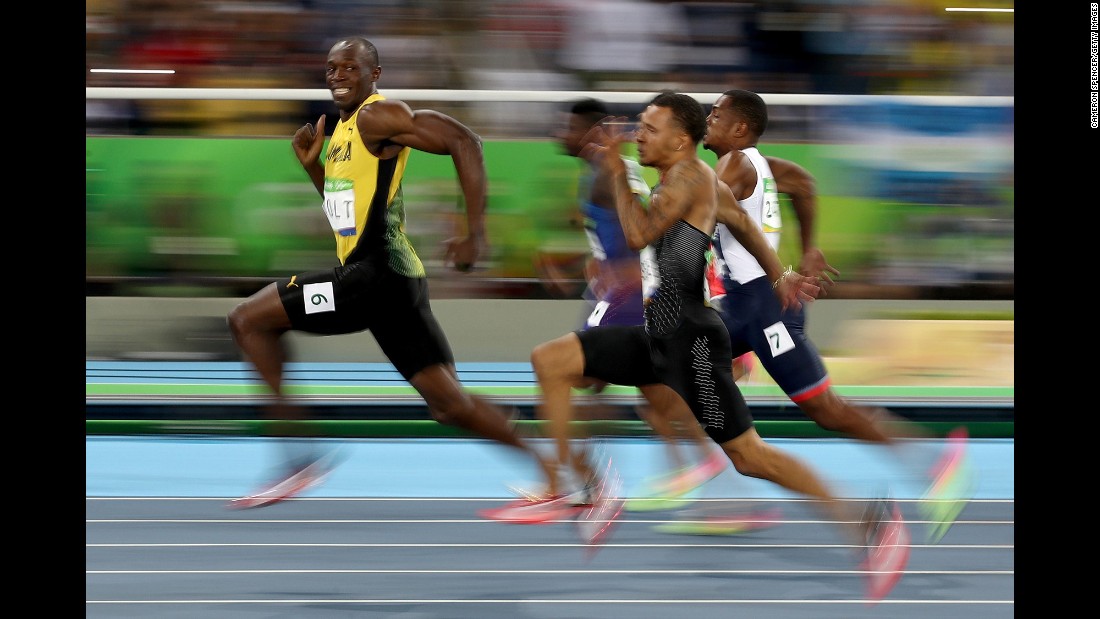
579, 216, 750, 443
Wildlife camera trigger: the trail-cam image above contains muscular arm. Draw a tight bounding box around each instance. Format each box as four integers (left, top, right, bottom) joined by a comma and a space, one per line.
359, 102, 487, 238
292, 115, 327, 196
766, 156, 814, 258
717, 182, 819, 308
354, 100, 487, 271
765, 155, 837, 283
608, 158, 705, 250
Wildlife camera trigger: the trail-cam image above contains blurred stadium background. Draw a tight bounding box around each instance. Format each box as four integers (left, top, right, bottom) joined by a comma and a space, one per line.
86, 0, 1012, 379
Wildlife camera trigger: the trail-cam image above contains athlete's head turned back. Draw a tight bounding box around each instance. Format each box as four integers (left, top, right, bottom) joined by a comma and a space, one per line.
326, 37, 382, 118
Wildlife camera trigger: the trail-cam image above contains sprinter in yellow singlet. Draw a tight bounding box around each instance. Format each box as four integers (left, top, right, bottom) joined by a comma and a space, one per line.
226, 36, 556, 509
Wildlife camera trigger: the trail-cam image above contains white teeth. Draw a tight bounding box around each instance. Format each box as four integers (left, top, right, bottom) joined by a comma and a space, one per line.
333, 88, 350, 95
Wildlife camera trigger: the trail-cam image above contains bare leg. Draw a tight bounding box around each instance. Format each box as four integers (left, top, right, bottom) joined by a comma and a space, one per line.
799, 389, 941, 479
409, 364, 557, 487
225, 283, 326, 507
638, 384, 859, 532
530, 333, 599, 494
634, 399, 689, 470
639, 384, 720, 469
720, 427, 868, 544
226, 283, 309, 442
800, 390, 928, 445
799, 388, 972, 544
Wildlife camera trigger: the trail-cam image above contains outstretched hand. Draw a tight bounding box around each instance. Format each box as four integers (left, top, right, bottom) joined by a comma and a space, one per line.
799, 247, 840, 292
578, 116, 631, 175
292, 114, 326, 167
775, 271, 822, 311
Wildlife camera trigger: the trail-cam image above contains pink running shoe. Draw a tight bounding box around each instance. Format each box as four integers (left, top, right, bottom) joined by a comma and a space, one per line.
678, 449, 727, 489
227, 455, 335, 510
576, 459, 625, 555
655, 449, 726, 497
478, 494, 587, 524
626, 449, 727, 512
862, 499, 911, 604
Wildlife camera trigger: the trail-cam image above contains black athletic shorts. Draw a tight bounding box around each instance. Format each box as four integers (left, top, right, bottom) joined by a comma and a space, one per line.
576, 308, 754, 443
276, 259, 453, 380
718, 276, 830, 402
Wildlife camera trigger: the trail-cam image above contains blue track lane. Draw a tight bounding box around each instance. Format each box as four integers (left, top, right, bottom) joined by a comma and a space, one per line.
86, 435, 1013, 500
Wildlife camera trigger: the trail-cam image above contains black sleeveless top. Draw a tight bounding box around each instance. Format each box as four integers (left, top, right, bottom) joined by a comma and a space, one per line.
644, 219, 711, 337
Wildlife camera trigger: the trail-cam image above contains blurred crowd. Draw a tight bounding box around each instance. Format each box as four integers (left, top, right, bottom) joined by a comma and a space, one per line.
87, 0, 1014, 139
86, 0, 1013, 301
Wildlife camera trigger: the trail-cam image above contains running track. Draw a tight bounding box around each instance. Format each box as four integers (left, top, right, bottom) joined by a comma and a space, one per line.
87, 435, 1013, 618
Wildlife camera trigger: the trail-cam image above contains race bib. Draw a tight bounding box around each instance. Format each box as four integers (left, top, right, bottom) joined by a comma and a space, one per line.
586, 300, 611, 327
763, 320, 795, 357
639, 246, 660, 302
761, 177, 782, 234
322, 178, 357, 236
303, 282, 336, 315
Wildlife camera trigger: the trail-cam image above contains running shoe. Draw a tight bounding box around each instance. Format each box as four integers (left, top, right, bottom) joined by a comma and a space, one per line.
505, 466, 593, 507
625, 449, 726, 512
919, 427, 975, 543
861, 498, 911, 604
506, 482, 592, 505
227, 452, 338, 510
576, 458, 625, 553
478, 494, 588, 524
652, 506, 783, 536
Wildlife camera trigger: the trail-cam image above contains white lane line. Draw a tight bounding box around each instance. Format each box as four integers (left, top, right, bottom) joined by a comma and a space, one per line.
87, 542, 1013, 549
85, 497, 1016, 503
88, 568, 1012, 575
86, 598, 1013, 605
86, 518, 1016, 525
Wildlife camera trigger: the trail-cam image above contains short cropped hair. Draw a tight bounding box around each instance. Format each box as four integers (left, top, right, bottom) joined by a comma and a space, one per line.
649, 91, 706, 144
337, 36, 380, 68
568, 98, 609, 128
721, 89, 768, 138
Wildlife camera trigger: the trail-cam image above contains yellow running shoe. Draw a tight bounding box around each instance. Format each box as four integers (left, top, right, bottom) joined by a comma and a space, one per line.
920, 427, 976, 543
